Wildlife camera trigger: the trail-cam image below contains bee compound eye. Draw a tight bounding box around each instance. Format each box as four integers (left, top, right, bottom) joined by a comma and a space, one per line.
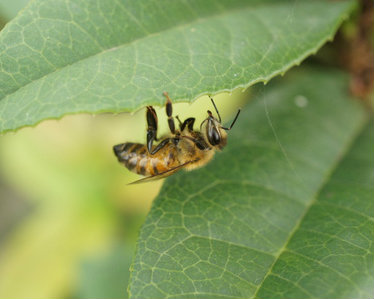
207, 125, 221, 146
212, 128, 221, 145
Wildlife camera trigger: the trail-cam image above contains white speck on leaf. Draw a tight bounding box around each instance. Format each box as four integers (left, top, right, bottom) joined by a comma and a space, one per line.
294, 95, 308, 108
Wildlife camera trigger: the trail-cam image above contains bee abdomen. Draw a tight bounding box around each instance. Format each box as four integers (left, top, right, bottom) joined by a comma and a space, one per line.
113, 143, 148, 174
113, 142, 177, 177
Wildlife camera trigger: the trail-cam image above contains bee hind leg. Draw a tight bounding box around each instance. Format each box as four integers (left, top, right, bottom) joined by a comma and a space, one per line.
146, 106, 158, 154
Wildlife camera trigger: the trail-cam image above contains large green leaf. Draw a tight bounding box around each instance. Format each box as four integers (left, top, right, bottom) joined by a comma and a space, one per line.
0, 0, 355, 133
128, 68, 373, 298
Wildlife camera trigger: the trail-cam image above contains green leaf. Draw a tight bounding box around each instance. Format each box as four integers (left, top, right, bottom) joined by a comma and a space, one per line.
128, 68, 373, 298
0, 0, 355, 133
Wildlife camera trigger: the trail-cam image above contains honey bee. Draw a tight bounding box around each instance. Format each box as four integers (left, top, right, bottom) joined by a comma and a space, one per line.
113, 92, 240, 184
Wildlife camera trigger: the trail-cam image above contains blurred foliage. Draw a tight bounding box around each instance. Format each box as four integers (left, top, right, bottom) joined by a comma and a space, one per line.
0, 0, 29, 20
74, 243, 134, 299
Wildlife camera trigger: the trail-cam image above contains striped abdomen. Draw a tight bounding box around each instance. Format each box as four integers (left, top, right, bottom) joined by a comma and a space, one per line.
113, 142, 179, 176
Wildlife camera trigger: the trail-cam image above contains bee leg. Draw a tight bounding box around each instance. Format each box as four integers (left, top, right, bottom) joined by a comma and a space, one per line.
163, 92, 176, 135
180, 117, 195, 132
181, 135, 209, 150
150, 138, 171, 155
146, 106, 158, 154
176, 115, 183, 129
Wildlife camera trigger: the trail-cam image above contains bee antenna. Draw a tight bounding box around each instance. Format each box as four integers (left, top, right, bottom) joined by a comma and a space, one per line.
221, 109, 241, 131
200, 118, 208, 131
209, 96, 221, 123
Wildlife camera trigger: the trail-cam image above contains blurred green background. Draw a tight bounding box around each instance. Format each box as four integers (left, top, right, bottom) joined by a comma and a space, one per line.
0, 5, 246, 295
0, 93, 245, 299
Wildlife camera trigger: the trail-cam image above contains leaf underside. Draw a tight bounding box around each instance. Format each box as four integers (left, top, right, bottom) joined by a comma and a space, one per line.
128, 67, 374, 299
0, 0, 355, 132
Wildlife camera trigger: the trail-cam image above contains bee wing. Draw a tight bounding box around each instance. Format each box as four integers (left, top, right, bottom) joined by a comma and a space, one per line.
128, 159, 198, 185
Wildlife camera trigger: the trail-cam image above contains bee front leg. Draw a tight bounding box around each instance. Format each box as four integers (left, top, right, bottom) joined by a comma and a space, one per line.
180, 117, 195, 132
181, 135, 209, 150
146, 106, 158, 154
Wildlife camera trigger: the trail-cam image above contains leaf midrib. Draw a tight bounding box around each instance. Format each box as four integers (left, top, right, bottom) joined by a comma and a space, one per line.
251, 116, 369, 299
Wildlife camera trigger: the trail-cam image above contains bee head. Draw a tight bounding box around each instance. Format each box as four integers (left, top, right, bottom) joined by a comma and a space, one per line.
200, 98, 241, 150
201, 111, 227, 149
